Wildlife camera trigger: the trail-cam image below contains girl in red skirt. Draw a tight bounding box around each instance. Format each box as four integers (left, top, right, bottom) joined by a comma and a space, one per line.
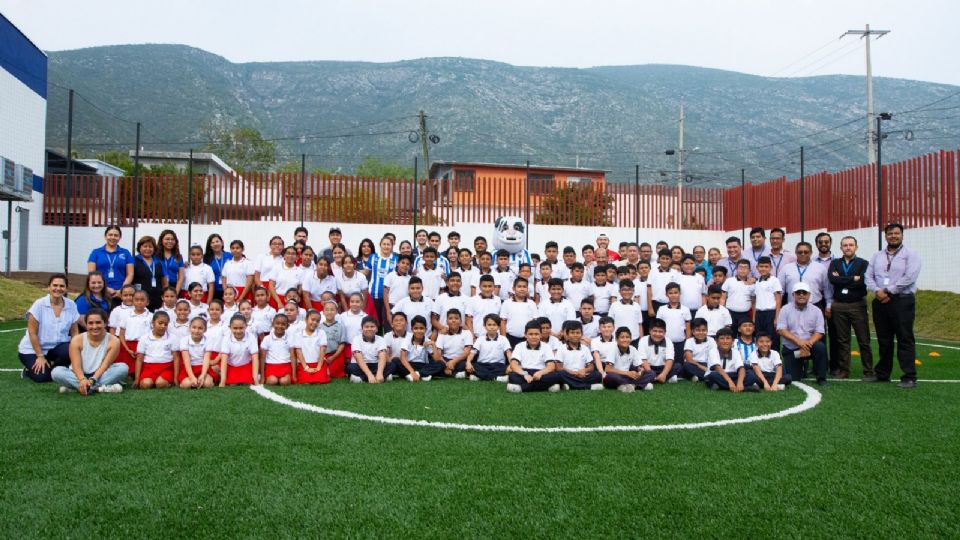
254, 236, 284, 309
134, 311, 175, 389
218, 314, 260, 386
294, 310, 331, 384
320, 300, 346, 378
177, 316, 217, 388
302, 257, 337, 311
117, 290, 152, 375
260, 313, 295, 386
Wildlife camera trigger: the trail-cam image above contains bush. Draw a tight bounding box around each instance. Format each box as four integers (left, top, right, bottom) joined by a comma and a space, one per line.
309, 187, 396, 224
534, 184, 614, 226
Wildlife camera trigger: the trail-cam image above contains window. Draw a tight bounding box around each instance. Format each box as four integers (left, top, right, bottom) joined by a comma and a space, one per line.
566, 176, 592, 187
528, 173, 554, 195
453, 169, 475, 192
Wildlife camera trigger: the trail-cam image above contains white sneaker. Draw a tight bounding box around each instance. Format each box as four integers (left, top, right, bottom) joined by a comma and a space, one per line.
99, 383, 123, 393
421, 375, 432, 382
777, 384, 786, 391
349, 375, 363, 384
59, 386, 74, 394
667, 375, 678, 384
548, 384, 561, 393
469, 375, 480, 382
617, 384, 635, 393
386, 375, 394, 382
495, 375, 509, 383
691, 376, 699, 383
454, 371, 466, 379
506, 383, 522, 393
561, 384, 570, 391
590, 383, 604, 391
643, 383, 654, 391
405, 374, 414, 382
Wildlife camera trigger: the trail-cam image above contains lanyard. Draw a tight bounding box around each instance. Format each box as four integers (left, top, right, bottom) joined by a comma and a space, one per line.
770, 253, 783, 275
105, 253, 117, 270
751, 247, 764, 263
211, 254, 224, 275
840, 259, 855, 276
797, 264, 809, 282
885, 247, 902, 271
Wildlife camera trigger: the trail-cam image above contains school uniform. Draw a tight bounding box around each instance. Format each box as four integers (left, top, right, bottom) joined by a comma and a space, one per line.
220, 332, 259, 385
602, 345, 657, 389
753, 275, 782, 348
338, 310, 366, 345
655, 304, 692, 364
647, 268, 679, 312
748, 350, 792, 386
435, 329, 474, 373
383, 330, 409, 361
469, 334, 511, 380
136, 332, 176, 383
177, 335, 219, 384
494, 269, 515, 300
382, 271, 411, 308
395, 337, 445, 379
537, 298, 576, 335
508, 342, 563, 392
455, 266, 480, 295
681, 337, 716, 381
119, 310, 152, 374
722, 278, 755, 337
301, 271, 338, 310
433, 292, 468, 328
272, 263, 304, 298
182, 262, 216, 297
694, 304, 733, 338
590, 336, 617, 366
557, 343, 601, 389
676, 273, 706, 312
591, 281, 615, 315
609, 299, 643, 343
168, 319, 192, 350
203, 320, 227, 349
704, 348, 758, 390
292, 327, 331, 384
563, 279, 593, 312
632, 278, 651, 333
261, 331, 295, 380
321, 319, 346, 378
108, 303, 133, 336
579, 317, 599, 339
465, 294, 502, 336
188, 301, 209, 321
533, 278, 551, 304
415, 265, 445, 300
499, 298, 538, 347
392, 296, 435, 335
346, 335, 396, 382
637, 336, 679, 380
221, 257, 253, 300
157, 304, 178, 321
735, 338, 757, 367
336, 271, 368, 299
250, 305, 277, 336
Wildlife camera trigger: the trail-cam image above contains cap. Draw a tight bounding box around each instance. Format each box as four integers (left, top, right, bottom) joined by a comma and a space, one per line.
329, 227, 342, 234
597, 233, 609, 238
792, 282, 811, 293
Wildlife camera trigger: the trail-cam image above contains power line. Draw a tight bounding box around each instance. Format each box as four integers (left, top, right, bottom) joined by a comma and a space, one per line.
769, 38, 847, 77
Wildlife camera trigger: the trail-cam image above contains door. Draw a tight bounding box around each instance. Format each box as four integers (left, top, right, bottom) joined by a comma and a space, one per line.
18, 208, 28, 270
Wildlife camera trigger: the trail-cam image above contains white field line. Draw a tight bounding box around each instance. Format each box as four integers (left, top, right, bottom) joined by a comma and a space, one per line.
826, 378, 960, 383
251, 382, 824, 433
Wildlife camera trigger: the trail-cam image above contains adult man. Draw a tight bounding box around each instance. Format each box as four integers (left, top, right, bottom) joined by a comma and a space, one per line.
320, 227, 352, 263
747, 227, 770, 265
779, 241, 831, 309
827, 236, 873, 380
412, 229, 429, 259
596, 234, 619, 261
865, 223, 921, 388
293, 226, 309, 245
639, 243, 653, 264
768, 228, 796, 278
777, 282, 828, 385
815, 232, 834, 268
719, 237, 756, 277
616, 243, 641, 268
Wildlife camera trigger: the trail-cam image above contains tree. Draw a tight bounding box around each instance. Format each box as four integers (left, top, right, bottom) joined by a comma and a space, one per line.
200, 122, 276, 172
534, 184, 614, 226
96, 150, 135, 176
308, 187, 397, 224
355, 156, 413, 179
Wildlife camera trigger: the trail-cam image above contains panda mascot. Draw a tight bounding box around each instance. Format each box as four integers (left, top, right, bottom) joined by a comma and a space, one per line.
492, 216, 532, 273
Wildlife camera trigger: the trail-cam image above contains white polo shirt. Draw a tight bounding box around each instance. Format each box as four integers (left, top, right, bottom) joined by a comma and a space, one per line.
537, 298, 576, 333
708, 348, 745, 374
121, 310, 153, 341
590, 336, 617, 364
336, 271, 368, 297
753, 276, 782, 311
683, 337, 717, 364
188, 302, 209, 321
290, 327, 328, 365
221, 257, 254, 289
382, 271, 411, 305
694, 305, 733, 337
136, 332, 176, 364
512, 342, 555, 371
302, 272, 338, 302
608, 299, 643, 341
392, 296, 435, 334
350, 335, 387, 364
250, 305, 277, 335
401, 337, 432, 364
183, 262, 215, 292
606, 345, 641, 371
676, 273, 706, 312
465, 294, 502, 335
471, 334, 511, 364
637, 337, 674, 367
435, 329, 474, 359
433, 293, 469, 326
383, 330, 409, 359
260, 332, 294, 365
655, 304, 692, 343
722, 278, 755, 312
591, 282, 616, 313
563, 279, 593, 308
337, 310, 367, 344
220, 332, 258, 366
416, 266, 445, 300
178, 335, 208, 366
499, 298, 538, 337
749, 350, 783, 373
579, 317, 599, 339
256, 254, 281, 283
557, 344, 593, 371
648, 268, 680, 303
108, 304, 132, 336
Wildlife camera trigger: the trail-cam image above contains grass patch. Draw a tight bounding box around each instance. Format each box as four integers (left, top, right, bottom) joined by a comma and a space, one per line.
912, 290, 960, 341
0, 277, 45, 322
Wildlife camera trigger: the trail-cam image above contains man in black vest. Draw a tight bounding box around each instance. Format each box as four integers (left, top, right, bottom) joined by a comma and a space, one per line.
826, 236, 873, 380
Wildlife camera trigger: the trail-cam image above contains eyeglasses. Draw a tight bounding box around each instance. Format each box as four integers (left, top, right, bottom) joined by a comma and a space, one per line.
795, 250, 812, 255
794, 291, 810, 295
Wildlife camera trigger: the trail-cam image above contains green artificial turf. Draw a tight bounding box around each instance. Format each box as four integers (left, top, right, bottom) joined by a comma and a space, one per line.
1, 320, 958, 539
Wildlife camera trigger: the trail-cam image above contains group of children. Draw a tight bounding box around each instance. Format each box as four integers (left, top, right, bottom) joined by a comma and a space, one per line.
98, 236, 791, 394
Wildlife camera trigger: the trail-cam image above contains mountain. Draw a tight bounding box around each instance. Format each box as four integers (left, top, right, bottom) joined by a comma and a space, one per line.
45, 44, 960, 184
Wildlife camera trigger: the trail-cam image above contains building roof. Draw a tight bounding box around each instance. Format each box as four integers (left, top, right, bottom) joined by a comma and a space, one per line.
78, 159, 126, 177
429, 160, 610, 177
45, 149, 98, 175
129, 150, 236, 175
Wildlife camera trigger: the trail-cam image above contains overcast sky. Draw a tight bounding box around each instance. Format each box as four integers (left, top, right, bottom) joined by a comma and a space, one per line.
3, 0, 959, 85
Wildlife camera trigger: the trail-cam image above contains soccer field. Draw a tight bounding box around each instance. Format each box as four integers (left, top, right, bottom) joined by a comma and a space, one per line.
1, 320, 958, 539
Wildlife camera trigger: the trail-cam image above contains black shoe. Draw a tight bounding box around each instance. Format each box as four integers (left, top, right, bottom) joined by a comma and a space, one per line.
816, 379, 828, 386
861, 375, 879, 382
897, 380, 917, 389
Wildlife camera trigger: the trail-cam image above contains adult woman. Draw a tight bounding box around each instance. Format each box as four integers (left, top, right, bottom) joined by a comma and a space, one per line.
18, 274, 80, 382
445, 246, 459, 270
51, 309, 127, 395
86, 225, 133, 305
329, 243, 347, 279
254, 236, 285, 306
132, 235, 166, 311
705, 247, 722, 281
357, 238, 376, 280
203, 233, 233, 300
74, 271, 110, 323
157, 230, 185, 294
398, 240, 413, 257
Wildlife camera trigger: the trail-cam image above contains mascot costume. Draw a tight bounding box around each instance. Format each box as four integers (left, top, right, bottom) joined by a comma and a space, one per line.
492, 216, 532, 273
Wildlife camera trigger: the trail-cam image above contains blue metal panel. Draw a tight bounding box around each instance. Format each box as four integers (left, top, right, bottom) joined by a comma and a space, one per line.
0, 13, 47, 99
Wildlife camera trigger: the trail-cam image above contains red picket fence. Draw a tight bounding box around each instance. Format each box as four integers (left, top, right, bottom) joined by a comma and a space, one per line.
41, 148, 959, 232
723, 148, 960, 232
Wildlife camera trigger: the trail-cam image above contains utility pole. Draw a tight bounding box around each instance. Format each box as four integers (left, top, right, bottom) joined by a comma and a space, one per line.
677, 103, 685, 229
132, 122, 141, 251
64, 89, 74, 275
419, 110, 431, 220
842, 24, 890, 164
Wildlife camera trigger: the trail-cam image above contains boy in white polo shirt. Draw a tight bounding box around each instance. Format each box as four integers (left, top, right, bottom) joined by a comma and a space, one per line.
655, 282, 692, 365
537, 278, 575, 338
556, 321, 603, 390
465, 314, 512, 382
749, 332, 790, 391
638, 318, 679, 384
704, 327, 757, 392
506, 320, 563, 393
681, 318, 716, 382
695, 285, 732, 338
753, 256, 783, 350
465, 275, 502, 336
608, 279, 644, 346
722, 259, 755, 337
499, 277, 538, 348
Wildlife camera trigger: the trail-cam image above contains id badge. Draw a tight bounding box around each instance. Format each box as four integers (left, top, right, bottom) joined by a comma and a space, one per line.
151, 277, 157, 288
841, 288, 849, 295
108, 270, 115, 280
883, 277, 890, 286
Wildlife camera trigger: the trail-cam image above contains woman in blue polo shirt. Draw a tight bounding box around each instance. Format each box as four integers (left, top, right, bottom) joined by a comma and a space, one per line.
203, 233, 232, 300
86, 226, 133, 306
157, 229, 185, 293
18, 274, 80, 382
